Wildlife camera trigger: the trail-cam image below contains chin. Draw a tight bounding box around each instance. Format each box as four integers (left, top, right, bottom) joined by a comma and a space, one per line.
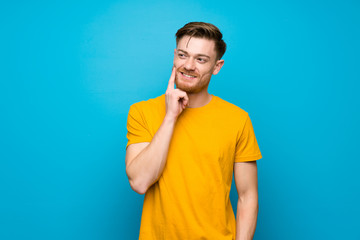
175, 79, 195, 93
175, 73, 210, 93
176, 84, 202, 94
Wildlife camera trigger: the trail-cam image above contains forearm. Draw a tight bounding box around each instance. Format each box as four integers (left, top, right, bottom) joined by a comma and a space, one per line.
126, 115, 176, 194
236, 193, 258, 240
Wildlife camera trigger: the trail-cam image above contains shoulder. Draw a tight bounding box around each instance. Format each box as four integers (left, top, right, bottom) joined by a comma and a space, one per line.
130, 95, 165, 112
128, 95, 166, 121
212, 95, 249, 118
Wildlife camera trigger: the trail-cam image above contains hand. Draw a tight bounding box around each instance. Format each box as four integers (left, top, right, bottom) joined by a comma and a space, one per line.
165, 67, 189, 120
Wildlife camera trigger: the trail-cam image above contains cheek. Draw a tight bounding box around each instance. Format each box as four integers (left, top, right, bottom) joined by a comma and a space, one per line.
200, 67, 214, 77
175, 71, 180, 80
173, 57, 183, 66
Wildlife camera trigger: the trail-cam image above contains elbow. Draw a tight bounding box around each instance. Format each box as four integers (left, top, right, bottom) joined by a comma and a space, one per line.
129, 179, 148, 195
125, 166, 152, 195
126, 169, 149, 195
238, 191, 258, 205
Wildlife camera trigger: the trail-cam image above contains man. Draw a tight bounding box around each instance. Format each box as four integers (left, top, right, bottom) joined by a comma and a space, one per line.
125, 22, 262, 240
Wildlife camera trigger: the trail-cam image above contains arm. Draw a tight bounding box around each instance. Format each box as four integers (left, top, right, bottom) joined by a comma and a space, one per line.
125, 116, 175, 194
125, 67, 188, 195
234, 161, 259, 240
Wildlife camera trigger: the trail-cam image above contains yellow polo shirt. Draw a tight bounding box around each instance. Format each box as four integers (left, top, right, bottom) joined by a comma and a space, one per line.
126, 95, 262, 240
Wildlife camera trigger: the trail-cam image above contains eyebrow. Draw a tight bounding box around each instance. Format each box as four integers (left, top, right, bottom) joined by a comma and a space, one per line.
177, 49, 210, 59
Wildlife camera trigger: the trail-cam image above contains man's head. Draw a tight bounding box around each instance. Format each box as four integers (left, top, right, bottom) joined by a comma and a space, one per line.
175, 22, 226, 60
173, 22, 226, 94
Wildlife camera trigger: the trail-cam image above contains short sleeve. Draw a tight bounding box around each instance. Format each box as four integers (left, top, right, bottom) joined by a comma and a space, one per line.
234, 114, 262, 162
126, 104, 153, 148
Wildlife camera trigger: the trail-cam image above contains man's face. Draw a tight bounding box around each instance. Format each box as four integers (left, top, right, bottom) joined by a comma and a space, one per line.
173, 36, 224, 94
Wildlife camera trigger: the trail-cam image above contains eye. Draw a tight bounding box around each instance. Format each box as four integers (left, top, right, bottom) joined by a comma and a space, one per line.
178, 53, 186, 59
197, 58, 207, 63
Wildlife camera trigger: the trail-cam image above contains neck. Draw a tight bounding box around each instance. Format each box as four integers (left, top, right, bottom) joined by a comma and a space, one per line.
186, 90, 212, 108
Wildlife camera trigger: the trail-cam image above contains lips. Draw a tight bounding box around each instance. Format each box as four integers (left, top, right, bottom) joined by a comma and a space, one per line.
180, 71, 197, 79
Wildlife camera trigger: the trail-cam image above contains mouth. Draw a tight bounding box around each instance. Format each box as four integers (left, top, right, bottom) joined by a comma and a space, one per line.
180, 71, 197, 79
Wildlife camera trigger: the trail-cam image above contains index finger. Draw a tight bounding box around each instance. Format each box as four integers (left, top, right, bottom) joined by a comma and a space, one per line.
167, 67, 176, 90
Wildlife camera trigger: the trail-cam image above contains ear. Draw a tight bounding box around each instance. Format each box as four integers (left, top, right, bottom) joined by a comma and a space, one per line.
173, 49, 177, 62
212, 59, 225, 75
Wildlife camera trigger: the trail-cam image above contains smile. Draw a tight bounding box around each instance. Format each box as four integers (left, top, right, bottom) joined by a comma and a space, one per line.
181, 72, 197, 79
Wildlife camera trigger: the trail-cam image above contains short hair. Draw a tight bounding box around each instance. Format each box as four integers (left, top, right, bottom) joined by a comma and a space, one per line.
175, 22, 226, 60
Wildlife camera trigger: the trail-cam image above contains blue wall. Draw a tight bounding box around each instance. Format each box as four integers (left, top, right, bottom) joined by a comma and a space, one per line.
1, 0, 359, 239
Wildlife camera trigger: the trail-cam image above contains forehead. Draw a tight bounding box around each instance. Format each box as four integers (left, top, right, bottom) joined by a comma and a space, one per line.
177, 36, 216, 57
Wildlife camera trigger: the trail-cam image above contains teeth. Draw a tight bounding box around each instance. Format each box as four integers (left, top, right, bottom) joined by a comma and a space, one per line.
183, 73, 196, 78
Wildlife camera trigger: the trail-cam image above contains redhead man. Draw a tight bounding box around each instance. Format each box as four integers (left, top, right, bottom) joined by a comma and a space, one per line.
125, 22, 262, 240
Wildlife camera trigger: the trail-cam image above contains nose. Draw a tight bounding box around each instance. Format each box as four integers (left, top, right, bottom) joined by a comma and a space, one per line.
184, 58, 196, 71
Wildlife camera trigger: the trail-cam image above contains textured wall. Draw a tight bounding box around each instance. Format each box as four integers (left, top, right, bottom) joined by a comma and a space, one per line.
1, 0, 359, 239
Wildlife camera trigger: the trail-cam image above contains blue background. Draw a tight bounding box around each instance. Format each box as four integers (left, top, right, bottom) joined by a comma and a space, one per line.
1, 0, 359, 239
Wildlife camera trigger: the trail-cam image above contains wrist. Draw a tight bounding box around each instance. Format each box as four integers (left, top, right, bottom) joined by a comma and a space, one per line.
163, 113, 178, 124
